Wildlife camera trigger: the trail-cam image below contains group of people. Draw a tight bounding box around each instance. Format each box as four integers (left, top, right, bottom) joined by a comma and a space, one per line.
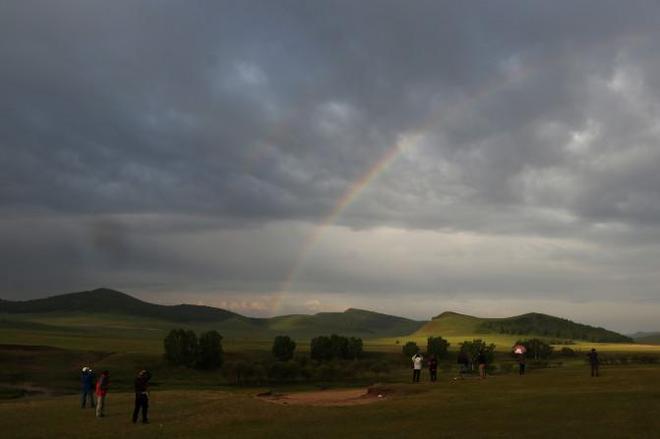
80, 367, 109, 417
80, 367, 152, 423
411, 347, 602, 382
411, 350, 489, 383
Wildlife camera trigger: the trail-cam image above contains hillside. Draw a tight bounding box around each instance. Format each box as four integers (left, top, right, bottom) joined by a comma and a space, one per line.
414, 311, 632, 343
630, 332, 660, 345
0, 288, 425, 339
267, 308, 425, 337
0, 288, 244, 323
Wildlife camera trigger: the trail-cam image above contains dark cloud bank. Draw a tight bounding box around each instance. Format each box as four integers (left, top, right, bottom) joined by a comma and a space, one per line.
2, 1, 660, 331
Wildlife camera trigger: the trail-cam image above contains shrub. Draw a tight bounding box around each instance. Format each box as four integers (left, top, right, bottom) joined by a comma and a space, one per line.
163, 328, 198, 367
402, 341, 420, 358
459, 339, 496, 368
427, 336, 450, 359
515, 339, 554, 360
272, 335, 296, 361
311, 334, 363, 361
197, 330, 224, 369
560, 347, 576, 357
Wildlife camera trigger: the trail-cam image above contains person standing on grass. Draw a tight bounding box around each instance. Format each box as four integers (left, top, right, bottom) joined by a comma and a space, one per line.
587, 348, 600, 377
517, 353, 526, 376
81, 367, 96, 408
428, 355, 438, 382
95, 370, 109, 418
457, 350, 469, 379
132, 369, 152, 424
477, 350, 487, 379
411, 352, 423, 383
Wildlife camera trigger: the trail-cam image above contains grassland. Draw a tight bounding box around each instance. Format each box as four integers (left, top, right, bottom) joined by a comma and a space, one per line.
1, 308, 659, 438
1, 365, 659, 438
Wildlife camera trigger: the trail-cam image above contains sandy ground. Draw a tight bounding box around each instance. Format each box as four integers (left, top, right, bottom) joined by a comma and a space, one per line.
257, 387, 390, 406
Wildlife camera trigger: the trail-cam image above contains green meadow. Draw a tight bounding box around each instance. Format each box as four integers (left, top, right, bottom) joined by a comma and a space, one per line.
1, 309, 660, 438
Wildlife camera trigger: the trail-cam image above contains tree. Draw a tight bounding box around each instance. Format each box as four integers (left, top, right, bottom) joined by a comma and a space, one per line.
402, 341, 420, 358
427, 336, 450, 359
347, 337, 363, 360
516, 338, 554, 360
311, 336, 333, 361
272, 335, 296, 361
164, 328, 198, 367
197, 330, 224, 369
459, 339, 496, 369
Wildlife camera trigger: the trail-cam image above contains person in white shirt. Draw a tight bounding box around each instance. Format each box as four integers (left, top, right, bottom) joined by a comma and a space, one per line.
412, 353, 423, 383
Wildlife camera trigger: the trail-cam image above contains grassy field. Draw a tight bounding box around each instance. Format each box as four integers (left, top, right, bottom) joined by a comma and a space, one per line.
1, 310, 659, 438
1, 365, 659, 438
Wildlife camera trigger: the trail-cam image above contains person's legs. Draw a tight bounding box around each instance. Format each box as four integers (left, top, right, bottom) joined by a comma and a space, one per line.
81, 391, 86, 408
141, 396, 149, 423
132, 394, 140, 423
96, 395, 105, 417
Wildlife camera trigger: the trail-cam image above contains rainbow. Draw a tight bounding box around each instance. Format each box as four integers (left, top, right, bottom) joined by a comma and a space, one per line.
273, 133, 421, 311
270, 61, 536, 312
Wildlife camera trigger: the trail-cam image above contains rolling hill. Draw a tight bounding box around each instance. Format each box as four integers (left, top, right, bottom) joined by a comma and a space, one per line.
414, 311, 633, 343
0, 289, 634, 342
0, 288, 425, 338
630, 332, 660, 345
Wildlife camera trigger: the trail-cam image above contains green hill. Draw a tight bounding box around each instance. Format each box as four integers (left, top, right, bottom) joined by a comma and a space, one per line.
414, 311, 632, 343
267, 308, 425, 337
0, 288, 244, 323
0, 288, 425, 339
630, 332, 660, 345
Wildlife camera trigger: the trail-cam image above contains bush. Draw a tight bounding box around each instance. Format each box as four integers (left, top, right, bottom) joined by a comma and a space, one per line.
310, 334, 363, 361
347, 337, 363, 359
402, 341, 420, 358
427, 336, 450, 359
560, 347, 576, 357
459, 339, 496, 368
272, 335, 296, 361
163, 328, 224, 369
515, 339, 554, 360
268, 361, 301, 382
197, 330, 224, 369
164, 328, 198, 367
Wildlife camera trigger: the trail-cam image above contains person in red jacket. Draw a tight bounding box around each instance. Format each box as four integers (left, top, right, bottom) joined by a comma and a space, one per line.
95, 370, 109, 418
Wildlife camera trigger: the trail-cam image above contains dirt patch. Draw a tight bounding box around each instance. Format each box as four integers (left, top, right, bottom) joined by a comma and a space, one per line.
257, 385, 392, 407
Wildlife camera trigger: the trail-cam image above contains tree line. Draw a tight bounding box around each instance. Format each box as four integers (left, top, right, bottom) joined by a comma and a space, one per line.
164, 330, 363, 369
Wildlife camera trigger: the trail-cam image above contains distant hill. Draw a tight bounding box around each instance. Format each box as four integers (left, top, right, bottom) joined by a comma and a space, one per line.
414, 311, 632, 343
0, 288, 425, 338
630, 332, 660, 345
0, 288, 244, 323
267, 308, 425, 337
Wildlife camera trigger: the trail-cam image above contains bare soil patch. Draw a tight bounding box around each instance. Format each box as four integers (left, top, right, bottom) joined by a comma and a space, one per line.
257, 385, 393, 407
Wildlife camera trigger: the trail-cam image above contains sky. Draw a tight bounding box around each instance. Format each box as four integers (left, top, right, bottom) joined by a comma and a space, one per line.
2, 1, 660, 333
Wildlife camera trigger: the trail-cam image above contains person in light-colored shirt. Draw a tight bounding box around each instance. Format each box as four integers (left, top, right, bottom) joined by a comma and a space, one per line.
412, 353, 423, 383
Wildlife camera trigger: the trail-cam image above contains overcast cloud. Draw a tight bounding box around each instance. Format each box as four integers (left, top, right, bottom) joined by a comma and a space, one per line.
2, 1, 660, 332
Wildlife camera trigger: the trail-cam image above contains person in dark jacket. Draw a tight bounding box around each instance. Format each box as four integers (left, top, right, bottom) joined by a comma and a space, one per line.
132, 370, 152, 424
80, 367, 96, 408
457, 350, 469, 379
428, 356, 438, 382
517, 353, 526, 376
587, 348, 600, 377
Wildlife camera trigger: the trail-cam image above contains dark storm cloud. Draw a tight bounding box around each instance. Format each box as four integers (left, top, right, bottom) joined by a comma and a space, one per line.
2, 0, 660, 227
2, 1, 660, 327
